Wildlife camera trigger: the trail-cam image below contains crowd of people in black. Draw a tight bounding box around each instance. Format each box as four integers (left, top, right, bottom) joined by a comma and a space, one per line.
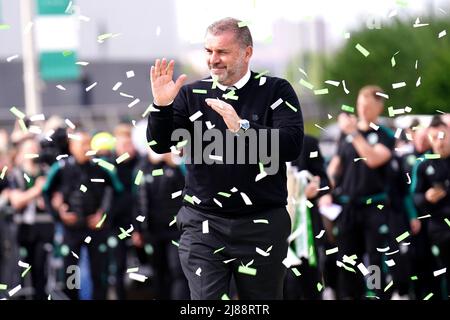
0, 85, 449, 300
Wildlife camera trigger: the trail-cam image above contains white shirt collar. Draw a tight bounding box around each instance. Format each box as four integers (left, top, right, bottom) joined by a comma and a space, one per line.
215, 69, 251, 91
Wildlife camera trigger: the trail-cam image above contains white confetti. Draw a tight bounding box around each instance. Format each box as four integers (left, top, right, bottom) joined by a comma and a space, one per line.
259, 77, 266, 86
325, 80, 340, 87
240, 192, 252, 205
309, 151, 318, 158
65, 118, 76, 129
433, 268, 446, 277
84, 236, 91, 244
8, 284, 21, 297
269, 98, 283, 110
6, 54, 19, 62
438, 30, 447, 38
213, 198, 223, 207
195, 267, 202, 276
256, 247, 270, 257
75, 61, 89, 66
71, 251, 79, 259
128, 98, 140, 108
126, 70, 135, 78
171, 190, 182, 199
315, 230, 325, 239
112, 82, 122, 91
342, 80, 349, 94
30, 114, 45, 121
369, 122, 379, 131
136, 215, 145, 222
392, 82, 406, 89
202, 220, 209, 234
416, 77, 421, 87
357, 263, 369, 276
85, 82, 97, 92
209, 154, 223, 162
385, 259, 396, 267
189, 111, 203, 122
129, 273, 148, 282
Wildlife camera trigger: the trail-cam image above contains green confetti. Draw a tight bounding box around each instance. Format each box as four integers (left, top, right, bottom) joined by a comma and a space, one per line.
445, 218, 450, 228
176, 140, 188, 148
342, 264, 356, 273
423, 292, 433, 300
96, 213, 107, 228
152, 168, 164, 176
62, 50, 73, 57
10, 106, 26, 119
285, 101, 298, 112
183, 194, 194, 205
299, 78, 314, 90
237, 21, 249, 28
384, 280, 393, 292
97, 33, 113, 41
223, 90, 238, 101
377, 204, 384, 210
0, 166, 8, 180
0, 283, 7, 290
254, 70, 269, 79
171, 240, 179, 247
0, 24, 11, 30
134, 170, 143, 185
169, 216, 176, 227
192, 89, 207, 94
391, 51, 399, 67
21, 266, 32, 278
388, 106, 395, 117
395, 0, 408, 7
317, 283, 323, 292
292, 268, 301, 277
355, 43, 370, 57
366, 198, 372, 205
411, 275, 418, 281
396, 231, 410, 243
118, 228, 130, 240
214, 246, 225, 254
314, 88, 329, 95
148, 140, 157, 146
221, 293, 230, 300
424, 154, 441, 160
238, 265, 257, 276
341, 104, 354, 113
218, 192, 231, 198
97, 159, 115, 172
18, 119, 28, 133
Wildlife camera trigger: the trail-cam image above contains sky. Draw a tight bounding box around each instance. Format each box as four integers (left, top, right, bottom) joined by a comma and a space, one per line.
175, 0, 450, 44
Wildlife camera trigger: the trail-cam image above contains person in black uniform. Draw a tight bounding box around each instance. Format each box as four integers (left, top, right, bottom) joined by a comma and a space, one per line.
327, 85, 395, 299
147, 17, 303, 299
134, 150, 189, 299
397, 122, 440, 299
9, 137, 54, 299
108, 123, 140, 300
411, 116, 450, 298
284, 134, 331, 300
43, 130, 123, 300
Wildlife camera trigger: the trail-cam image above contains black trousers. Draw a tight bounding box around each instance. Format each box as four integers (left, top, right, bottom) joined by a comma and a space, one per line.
335, 204, 389, 299
62, 227, 109, 300
18, 223, 54, 300
149, 235, 190, 300
428, 217, 450, 298
177, 205, 291, 300
284, 258, 322, 300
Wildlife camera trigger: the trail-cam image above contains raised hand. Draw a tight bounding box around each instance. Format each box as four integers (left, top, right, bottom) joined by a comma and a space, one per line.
150, 58, 187, 106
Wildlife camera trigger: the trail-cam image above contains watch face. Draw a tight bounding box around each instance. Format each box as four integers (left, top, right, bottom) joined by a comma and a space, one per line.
240, 120, 250, 130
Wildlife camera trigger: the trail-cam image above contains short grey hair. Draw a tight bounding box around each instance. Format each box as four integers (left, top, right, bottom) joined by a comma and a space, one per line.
206, 17, 253, 48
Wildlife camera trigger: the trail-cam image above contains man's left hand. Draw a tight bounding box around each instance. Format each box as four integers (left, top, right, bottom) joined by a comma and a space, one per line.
205, 98, 240, 132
